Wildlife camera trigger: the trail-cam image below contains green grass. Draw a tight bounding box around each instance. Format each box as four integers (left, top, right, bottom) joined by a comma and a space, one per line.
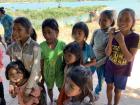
6, 6, 105, 29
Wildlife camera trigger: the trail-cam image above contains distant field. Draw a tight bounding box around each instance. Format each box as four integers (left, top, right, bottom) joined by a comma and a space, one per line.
0, 0, 95, 3
6, 6, 105, 29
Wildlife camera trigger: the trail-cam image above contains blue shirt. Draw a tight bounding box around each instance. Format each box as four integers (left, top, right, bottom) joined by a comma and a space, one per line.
0, 14, 13, 38
82, 42, 95, 71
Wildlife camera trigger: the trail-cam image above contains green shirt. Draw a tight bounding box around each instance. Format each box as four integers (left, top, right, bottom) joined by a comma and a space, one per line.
40, 40, 65, 83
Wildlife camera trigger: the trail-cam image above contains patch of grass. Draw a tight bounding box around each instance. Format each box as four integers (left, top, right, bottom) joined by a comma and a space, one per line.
6, 6, 105, 29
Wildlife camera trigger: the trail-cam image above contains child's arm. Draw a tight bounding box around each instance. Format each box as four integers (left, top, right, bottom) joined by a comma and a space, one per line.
105, 29, 114, 56
9, 82, 17, 98
24, 46, 41, 96
82, 45, 96, 67
96, 56, 108, 67
83, 59, 96, 67
115, 32, 139, 62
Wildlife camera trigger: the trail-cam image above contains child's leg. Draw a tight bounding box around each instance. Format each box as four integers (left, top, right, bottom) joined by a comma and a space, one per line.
114, 88, 122, 105
95, 65, 105, 95
107, 83, 114, 105
114, 75, 128, 105
48, 88, 53, 102
0, 82, 6, 105
105, 68, 114, 105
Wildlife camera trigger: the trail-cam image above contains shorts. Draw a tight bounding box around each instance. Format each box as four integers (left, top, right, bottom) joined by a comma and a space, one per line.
105, 70, 128, 90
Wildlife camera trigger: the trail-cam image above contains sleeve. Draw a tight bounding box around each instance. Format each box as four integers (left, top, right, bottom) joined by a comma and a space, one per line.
0, 49, 3, 69
129, 35, 139, 48
8, 15, 13, 26
40, 44, 44, 60
90, 33, 94, 47
25, 46, 41, 95
90, 30, 98, 47
6, 44, 12, 56
88, 45, 95, 59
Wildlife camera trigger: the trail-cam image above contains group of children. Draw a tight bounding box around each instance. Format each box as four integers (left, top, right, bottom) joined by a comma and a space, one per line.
0, 8, 139, 105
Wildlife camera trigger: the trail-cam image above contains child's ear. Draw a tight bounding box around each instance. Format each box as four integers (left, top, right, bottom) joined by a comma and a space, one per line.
28, 27, 32, 36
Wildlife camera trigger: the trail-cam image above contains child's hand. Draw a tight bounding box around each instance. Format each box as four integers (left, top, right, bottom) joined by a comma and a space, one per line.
114, 32, 124, 45
9, 85, 17, 98
108, 27, 115, 40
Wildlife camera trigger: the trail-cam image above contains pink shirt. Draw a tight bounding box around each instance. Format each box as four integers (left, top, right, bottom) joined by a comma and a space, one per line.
14, 82, 41, 105
0, 49, 3, 82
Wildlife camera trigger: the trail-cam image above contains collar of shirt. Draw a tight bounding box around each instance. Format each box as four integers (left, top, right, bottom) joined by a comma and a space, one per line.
17, 37, 32, 48
0, 14, 7, 20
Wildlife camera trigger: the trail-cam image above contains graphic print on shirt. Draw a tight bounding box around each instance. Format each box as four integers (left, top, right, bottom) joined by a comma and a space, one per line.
109, 45, 128, 65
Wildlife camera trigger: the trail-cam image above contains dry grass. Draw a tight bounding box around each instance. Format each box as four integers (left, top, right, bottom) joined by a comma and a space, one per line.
37, 20, 100, 44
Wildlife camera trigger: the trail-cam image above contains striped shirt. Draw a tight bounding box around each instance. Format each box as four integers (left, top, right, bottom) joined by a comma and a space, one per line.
6, 37, 41, 95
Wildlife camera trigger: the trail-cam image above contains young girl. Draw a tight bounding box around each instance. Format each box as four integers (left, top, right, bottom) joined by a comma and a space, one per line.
105, 8, 139, 105
64, 66, 94, 105
72, 22, 96, 72
6, 17, 47, 105
0, 48, 6, 105
40, 18, 65, 104
57, 41, 83, 105
90, 10, 115, 100
5, 60, 41, 105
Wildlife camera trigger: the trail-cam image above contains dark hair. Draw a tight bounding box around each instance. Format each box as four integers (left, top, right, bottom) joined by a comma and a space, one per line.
118, 8, 135, 30
0, 7, 5, 14
72, 22, 89, 40
42, 18, 59, 32
5, 60, 30, 80
67, 66, 93, 102
100, 10, 115, 27
30, 28, 37, 41
63, 42, 82, 66
14, 17, 32, 33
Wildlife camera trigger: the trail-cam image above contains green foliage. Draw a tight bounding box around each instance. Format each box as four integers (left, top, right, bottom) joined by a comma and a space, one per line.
6, 6, 105, 29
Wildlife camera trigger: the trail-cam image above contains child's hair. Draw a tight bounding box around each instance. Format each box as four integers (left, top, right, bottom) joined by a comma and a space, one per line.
42, 18, 59, 32
63, 42, 82, 66
118, 8, 135, 30
99, 10, 115, 27
72, 22, 89, 40
67, 66, 93, 102
14, 17, 32, 33
0, 7, 5, 14
30, 28, 37, 41
5, 60, 30, 80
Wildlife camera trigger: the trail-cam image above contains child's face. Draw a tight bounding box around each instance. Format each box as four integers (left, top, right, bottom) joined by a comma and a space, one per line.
99, 14, 112, 29
8, 68, 24, 83
43, 27, 58, 44
73, 29, 86, 43
64, 52, 77, 65
117, 11, 134, 32
12, 23, 30, 42
65, 77, 81, 97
